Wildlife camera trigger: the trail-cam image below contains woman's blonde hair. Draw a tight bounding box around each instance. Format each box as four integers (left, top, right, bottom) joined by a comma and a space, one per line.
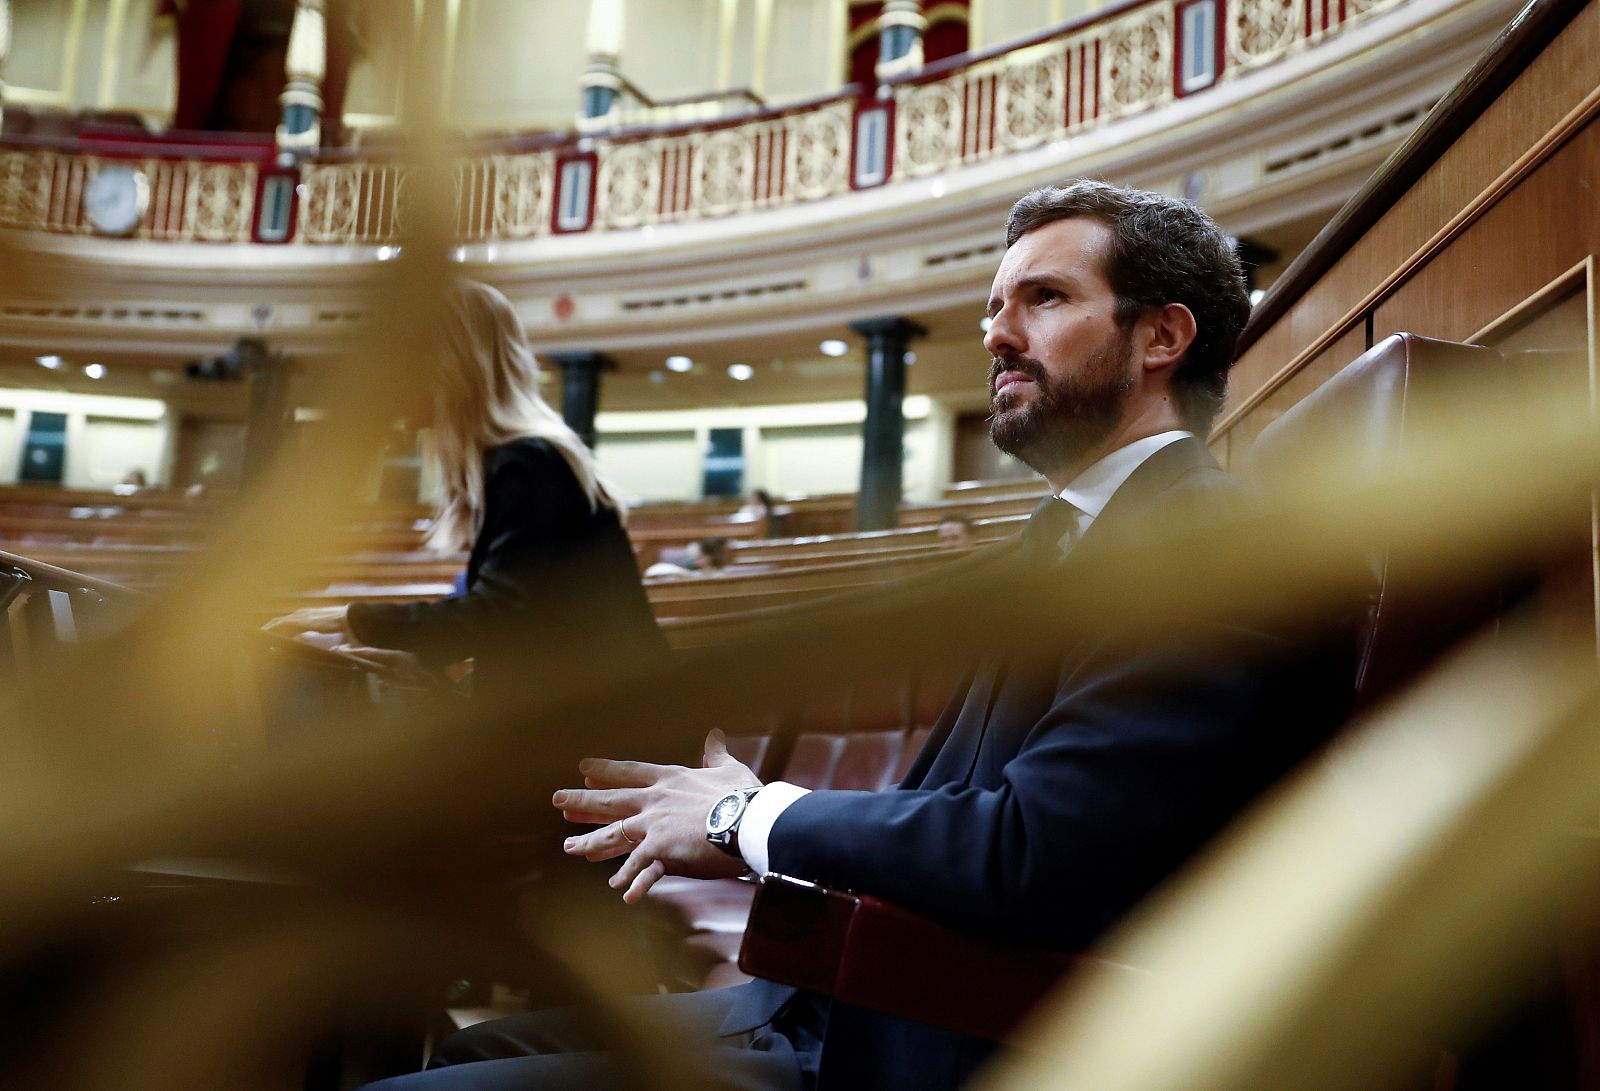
426, 280, 622, 551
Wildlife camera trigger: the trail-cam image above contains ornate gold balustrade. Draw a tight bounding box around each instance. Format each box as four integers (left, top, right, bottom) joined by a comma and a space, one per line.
591, 97, 856, 230
893, 0, 1409, 176
0, 0, 1412, 248
0, 148, 260, 243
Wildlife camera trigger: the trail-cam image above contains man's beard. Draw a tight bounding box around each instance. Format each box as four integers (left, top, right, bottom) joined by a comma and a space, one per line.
987, 331, 1134, 477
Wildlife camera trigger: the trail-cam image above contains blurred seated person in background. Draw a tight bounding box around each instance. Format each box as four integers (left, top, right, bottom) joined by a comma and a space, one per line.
936, 514, 974, 549
740, 488, 780, 536
366, 182, 1360, 1090
644, 536, 730, 579
265, 281, 662, 696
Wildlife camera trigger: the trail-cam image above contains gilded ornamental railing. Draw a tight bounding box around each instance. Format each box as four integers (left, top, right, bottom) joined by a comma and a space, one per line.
0, 0, 1410, 248
891, 0, 1408, 177
0, 148, 259, 243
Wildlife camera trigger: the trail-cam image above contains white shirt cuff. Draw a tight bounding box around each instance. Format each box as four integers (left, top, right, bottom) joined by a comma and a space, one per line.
738, 781, 810, 876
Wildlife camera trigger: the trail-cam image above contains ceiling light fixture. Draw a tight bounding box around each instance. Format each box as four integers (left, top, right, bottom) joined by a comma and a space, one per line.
36, 355, 62, 369
819, 339, 848, 357
84, 363, 107, 380
979, 317, 993, 332
903, 351, 917, 365
728, 363, 754, 381
1249, 288, 1266, 306
665, 355, 693, 373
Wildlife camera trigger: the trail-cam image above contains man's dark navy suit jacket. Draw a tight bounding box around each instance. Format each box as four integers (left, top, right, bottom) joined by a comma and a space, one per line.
716, 436, 1359, 1089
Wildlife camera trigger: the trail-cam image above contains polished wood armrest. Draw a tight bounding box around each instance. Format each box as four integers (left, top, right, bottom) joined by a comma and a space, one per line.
737, 874, 1097, 1043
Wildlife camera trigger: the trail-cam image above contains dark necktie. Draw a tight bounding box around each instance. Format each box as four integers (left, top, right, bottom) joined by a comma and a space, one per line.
1024, 496, 1081, 561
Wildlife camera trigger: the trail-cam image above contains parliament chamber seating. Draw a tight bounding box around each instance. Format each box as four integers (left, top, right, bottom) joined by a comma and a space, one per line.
0, 482, 1032, 629
726, 513, 1026, 566
0, 547, 126, 672
644, 666, 954, 992
894, 490, 1048, 527
0, 334, 1534, 1039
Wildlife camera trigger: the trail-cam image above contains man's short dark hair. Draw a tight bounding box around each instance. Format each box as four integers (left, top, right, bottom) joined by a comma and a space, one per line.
1004, 180, 1251, 432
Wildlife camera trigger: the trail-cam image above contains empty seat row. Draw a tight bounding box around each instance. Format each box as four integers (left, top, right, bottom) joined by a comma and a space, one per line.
649, 667, 956, 989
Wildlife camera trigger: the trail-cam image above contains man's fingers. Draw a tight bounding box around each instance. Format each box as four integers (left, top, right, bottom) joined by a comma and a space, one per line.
577, 758, 662, 787
703, 728, 728, 767
551, 787, 639, 816
609, 844, 653, 892
623, 860, 666, 904
560, 809, 613, 825
562, 821, 633, 863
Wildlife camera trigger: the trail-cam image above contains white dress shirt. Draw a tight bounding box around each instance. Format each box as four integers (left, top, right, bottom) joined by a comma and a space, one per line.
736, 429, 1195, 875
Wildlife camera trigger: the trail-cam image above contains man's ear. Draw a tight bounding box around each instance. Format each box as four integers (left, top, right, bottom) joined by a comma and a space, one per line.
1139, 303, 1198, 375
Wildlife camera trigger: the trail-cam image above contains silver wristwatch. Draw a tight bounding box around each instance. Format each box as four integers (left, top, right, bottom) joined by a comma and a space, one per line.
706, 786, 762, 857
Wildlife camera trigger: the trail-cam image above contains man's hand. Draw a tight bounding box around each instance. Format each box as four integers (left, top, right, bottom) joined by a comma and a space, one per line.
556, 729, 758, 903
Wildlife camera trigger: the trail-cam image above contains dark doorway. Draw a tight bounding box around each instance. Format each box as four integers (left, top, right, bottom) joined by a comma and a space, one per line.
702, 428, 744, 497
19, 412, 67, 484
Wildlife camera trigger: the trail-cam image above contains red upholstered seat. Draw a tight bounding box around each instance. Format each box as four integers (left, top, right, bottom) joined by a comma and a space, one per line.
832, 731, 907, 792
652, 673, 965, 989
894, 726, 933, 782
724, 734, 770, 774
780, 734, 848, 789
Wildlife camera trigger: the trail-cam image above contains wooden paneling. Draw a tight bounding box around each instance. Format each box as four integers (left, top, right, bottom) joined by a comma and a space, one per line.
1374, 125, 1600, 341
1222, 320, 1297, 422
1218, 0, 1600, 435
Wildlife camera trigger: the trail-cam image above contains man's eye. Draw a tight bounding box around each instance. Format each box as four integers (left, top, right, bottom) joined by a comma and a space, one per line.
1038, 288, 1060, 303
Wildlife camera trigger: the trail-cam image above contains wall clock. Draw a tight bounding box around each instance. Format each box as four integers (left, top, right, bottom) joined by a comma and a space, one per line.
84, 165, 150, 237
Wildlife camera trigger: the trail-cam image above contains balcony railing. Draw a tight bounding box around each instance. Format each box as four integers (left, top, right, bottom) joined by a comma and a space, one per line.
0, 0, 1409, 248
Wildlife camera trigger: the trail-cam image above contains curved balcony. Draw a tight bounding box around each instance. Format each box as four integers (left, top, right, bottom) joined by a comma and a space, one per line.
0, 0, 1519, 362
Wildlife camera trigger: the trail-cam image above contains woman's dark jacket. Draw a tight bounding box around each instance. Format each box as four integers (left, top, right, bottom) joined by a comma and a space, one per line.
346, 437, 662, 691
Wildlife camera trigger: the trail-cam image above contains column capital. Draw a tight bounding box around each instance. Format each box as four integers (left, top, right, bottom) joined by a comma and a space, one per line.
547, 350, 617, 372
850, 316, 927, 342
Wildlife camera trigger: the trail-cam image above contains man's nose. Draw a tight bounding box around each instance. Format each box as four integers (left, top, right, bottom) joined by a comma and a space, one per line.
983, 307, 1022, 358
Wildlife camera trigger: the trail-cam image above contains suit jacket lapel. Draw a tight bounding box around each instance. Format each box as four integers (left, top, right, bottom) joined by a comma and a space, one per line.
1069, 436, 1220, 560
909, 437, 1223, 786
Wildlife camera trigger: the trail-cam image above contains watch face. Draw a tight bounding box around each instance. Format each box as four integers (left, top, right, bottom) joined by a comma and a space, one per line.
85, 165, 149, 237
708, 792, 744, 835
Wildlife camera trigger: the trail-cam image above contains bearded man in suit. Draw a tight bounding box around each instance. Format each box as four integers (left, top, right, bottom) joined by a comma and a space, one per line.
367, 180, 1354, 1090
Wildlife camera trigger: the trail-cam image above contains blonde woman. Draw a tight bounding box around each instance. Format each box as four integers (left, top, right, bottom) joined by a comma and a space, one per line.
265, 281, 660, 689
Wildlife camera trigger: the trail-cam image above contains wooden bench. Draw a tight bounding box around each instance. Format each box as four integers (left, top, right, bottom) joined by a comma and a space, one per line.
644, 549, 979, 622
896, 491, 1046, 527
728, 514, 1026, 566
941, 477, 1049, 502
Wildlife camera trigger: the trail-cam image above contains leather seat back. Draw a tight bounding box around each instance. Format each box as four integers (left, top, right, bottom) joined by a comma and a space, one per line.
1247, 333, 1505, 708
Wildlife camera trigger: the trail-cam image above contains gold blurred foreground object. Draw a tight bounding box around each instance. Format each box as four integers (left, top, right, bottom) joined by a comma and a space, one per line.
0, 343, 1593, 1089
981, 615, 1600, 1091
3, 8, 1600, 1088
